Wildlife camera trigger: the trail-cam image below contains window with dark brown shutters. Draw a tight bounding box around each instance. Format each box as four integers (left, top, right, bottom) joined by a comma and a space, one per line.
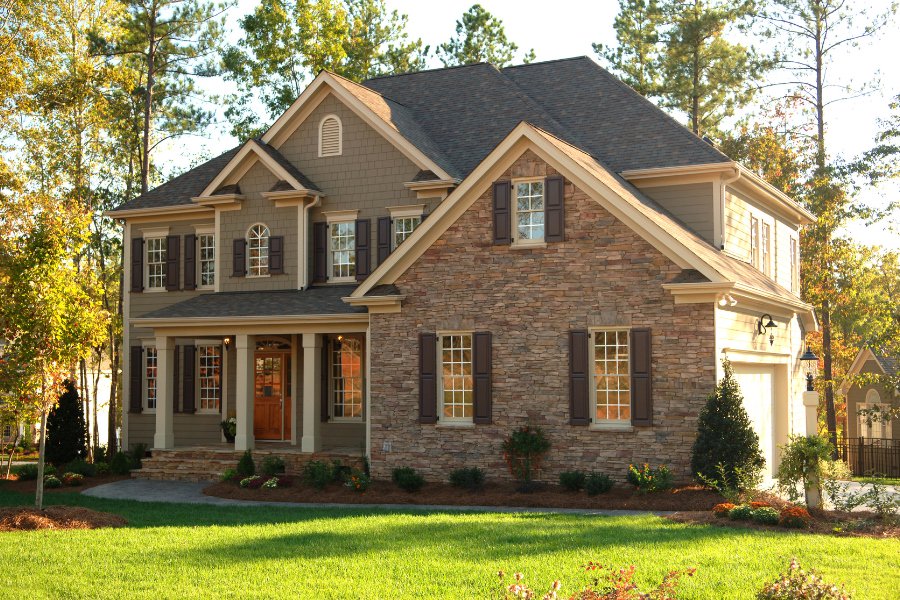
129, 346, 143, 413
269, 235, 285, 274
313, 222, 328, 283
131, 237, 144, 292
419, 333, 438, 423
492, 180, 511, 244
355, 219, 371, 280
569, 330, 590, 425
183, 234, 197, 290
377, 216, 391, 265
182, 345, 196, 414
165, 235, 180, 291
232, 239, 246, 277
630, 328, 652, 426
473, 332, 492, 424
545, 175, 565, 242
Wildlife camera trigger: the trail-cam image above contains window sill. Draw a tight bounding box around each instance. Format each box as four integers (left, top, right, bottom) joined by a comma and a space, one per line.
328, 277, 356, 284
435, 421, 475, 429
328, 418, 364, 424
246, 274, 271, 279
144, 409, 156, 415
589, 423, 634, 433
144, 287, 166, 293
510, 241, 547, 250
196, 410, 220, 416
196, 286, 215, 291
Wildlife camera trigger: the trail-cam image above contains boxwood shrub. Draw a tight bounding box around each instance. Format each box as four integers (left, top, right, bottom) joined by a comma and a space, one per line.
585, 473, 614, 496
559, 471, 586, 491
392, 467, 425, 492
449, 467, 485, 491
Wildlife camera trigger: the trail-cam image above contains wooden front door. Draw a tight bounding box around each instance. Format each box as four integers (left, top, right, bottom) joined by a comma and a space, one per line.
254, 352, 291, 440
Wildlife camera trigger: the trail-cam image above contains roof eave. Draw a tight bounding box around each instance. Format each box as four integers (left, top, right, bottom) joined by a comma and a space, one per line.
104, 204, 215, 219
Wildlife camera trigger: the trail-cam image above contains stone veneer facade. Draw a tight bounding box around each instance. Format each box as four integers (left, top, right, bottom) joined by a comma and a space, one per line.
368, 151, 717, 482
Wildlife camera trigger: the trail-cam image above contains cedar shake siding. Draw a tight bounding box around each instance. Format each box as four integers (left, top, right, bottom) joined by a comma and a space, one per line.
368, 151, 717, 481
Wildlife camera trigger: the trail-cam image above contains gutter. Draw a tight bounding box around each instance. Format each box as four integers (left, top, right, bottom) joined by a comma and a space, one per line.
301, 196, 321, 290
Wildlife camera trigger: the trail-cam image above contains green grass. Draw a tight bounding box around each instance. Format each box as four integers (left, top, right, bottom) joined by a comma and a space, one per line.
851, 475, 900, 486
0, 489, 897, 599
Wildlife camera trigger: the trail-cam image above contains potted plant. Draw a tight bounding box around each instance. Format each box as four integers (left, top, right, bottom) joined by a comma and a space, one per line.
221, 417, 237, 443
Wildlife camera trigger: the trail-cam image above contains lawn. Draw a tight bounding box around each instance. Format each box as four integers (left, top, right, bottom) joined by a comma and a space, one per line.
0, 488, 898, 599
851, 475, 900, 486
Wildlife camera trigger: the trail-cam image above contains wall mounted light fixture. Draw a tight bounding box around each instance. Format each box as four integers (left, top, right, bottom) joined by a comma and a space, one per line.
756, 314, 777, 347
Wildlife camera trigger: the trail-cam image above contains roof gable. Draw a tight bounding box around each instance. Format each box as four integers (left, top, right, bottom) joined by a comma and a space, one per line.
196, 139, 320, 199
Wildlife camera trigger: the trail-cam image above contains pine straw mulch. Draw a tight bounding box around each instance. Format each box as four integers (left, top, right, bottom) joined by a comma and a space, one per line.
204, 479, 724, 511
0, 506, 127, 532
0, 475, 130, 494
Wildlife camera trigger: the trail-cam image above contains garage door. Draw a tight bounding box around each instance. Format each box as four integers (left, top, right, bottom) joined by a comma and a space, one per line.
732, 364, 776, 479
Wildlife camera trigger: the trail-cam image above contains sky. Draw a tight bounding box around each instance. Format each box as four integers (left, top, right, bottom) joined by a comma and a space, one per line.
167, 0, 900, 250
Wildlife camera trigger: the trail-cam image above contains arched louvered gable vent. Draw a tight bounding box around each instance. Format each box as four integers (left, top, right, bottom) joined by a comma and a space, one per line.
319, 115, 342, 157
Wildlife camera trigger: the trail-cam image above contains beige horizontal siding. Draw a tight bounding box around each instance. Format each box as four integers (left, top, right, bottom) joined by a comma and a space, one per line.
636, 182, 715, 245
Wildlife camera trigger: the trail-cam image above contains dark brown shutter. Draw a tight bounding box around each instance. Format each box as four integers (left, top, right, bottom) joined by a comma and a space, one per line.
473, 332, 492, 424
269, 235, 284, 275
355, 219, 371, 280
569, 330, 590, 425
320, 337, 329, 421
418, 332, 437, 423
631, 328, 653, 426
232, 239, 246, 277
377, 216, 392, 265
173, 345, 180, 412
165, 235, 180, 291
129, 346, 143, 413
130, 237, 144, 293
492, 180, 511, 244
545, 175, 565, 242
313, 222, 328, 283
182, 345, 196, 414
183, 234, 197, 290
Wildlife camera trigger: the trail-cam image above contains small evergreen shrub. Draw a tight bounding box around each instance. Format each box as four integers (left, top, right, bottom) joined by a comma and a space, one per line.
751, 507, 780, 525
109, 452, 132, 475
344, 469, 370, 493
691, 360, 765, 490
779, 506, 811, 529
237, 450, 255, 477
129, 443, 148, 469
757, 559, 851, 599
13, 464, 42, 480
502, 425, 550, 492
728, 504, 754, 521
559, 470, 586, 491
302, 460, 333, 489
62, 472, 84, 486
43, 474, 62, 488
221, 468, 238, 482
712, 503, 735, 518
331, 459, 352, 482
261, 455, 286, 476
45, 379, 87, 466
627, 463, 673, 494
94, 462, 110, 476
450, 467, 486, 491
392, 467, 425, 492
584, 473, 614, 496
65, 459, 95, 477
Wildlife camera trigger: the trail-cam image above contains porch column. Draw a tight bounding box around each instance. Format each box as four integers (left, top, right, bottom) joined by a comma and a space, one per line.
153, 336, 175, 449
301, 333, 322, 452
235, 334, 255, 451
290, 335, 300, 446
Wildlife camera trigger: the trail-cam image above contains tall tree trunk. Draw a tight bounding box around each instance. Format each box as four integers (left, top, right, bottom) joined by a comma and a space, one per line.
4, 425, 20, 479
141, 6, 157, 194
80, 358, 92, 461
91, 357, 100, 456
36, 374, 47, 510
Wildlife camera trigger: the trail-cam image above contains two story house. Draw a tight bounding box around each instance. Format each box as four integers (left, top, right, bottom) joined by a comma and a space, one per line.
108, 56, 817, 482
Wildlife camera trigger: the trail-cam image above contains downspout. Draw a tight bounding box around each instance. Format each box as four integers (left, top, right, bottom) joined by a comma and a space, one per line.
300, 196, 321, 290
720, 165, 742, 250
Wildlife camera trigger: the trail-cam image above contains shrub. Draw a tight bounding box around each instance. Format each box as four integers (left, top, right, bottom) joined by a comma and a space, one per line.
239, 475, 263, 489
450, 467, 486, 491
237, 450, 255, 477
221, 468, 238, 483
559, 470, 586, 491
691, 360, 765, 491
129, 443, 148, 469
65, 458, 95, 477
713, 503, 735, 518
751, 507, 780, 525
729, 504, 754, 521
275, 475, 293, 487
261, 455, 286, 476
94, 462, 110, 476
302, 460, 333, 489
779, 506, 811, 529
13, 464, 43, 481
775, 435, 833, 505
331, 459, 352, 482
757, 559, 851, 599
392, 467, 425, 492
498, 563, 695, 599
697, 463, 762, 504
45, 379, 87, 466
750, 501, 771, 509
108, 452, 132, 476
584, 473, 614, 496
344, 469, 371, 493
501, 425, 550, 492
627, 463, 673, 494
262, 477, 279, 489
43, 475, 62, 488
62, 472, 85, 487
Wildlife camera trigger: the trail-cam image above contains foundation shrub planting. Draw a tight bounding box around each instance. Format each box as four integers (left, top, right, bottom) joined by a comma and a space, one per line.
775, 435, 833, 505
330, 460, 352, 482
392, 467, 425, 492
779, 506, 811, 529
713, 503, 735, 518
584, 473, 614, 496
627, 463, 673, 494
237, 450, 255, 477
302, 460, 334, 489
750, 501, 771, 509
750, 507, 780, 526
757, 559, 851, 599
220, 469, 238, 482
13, 464, 55, 481
129, 443, 148, 469
449, 467, 485, 491
502, 425, 550, 492
94, 462, 109, 476
43, 475, 62, 489
64, 459, 95, 477
559, 470, 586, 492
239, 476, 264, 489
261, 456, 285, 476
344, 469, 370, 493
729, 504, 754, 521
262, 477, 279, 490
108, 452, 132, 476
62, 473, 84, 487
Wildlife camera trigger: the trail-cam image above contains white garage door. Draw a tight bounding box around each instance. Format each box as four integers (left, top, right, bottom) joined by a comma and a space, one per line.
732, 364, 776, 479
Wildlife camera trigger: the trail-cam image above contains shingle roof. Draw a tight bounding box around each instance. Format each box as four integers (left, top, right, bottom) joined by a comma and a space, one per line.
874, 353, 899, 376
135, 286, 364, 320
251, 139, 321, 191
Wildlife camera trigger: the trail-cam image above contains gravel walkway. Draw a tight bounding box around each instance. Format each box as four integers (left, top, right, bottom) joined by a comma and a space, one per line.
82, 479, 671, 516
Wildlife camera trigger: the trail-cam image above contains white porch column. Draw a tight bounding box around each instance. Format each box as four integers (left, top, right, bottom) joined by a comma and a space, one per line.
802, 390, 820, 437
301, 333, 322, 453
153, 336, 175, 449
235, 334, 256, 451
290, 335, 301, 446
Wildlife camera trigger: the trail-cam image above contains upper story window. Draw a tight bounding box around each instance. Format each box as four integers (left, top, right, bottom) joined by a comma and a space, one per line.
146, 237, 167, 290
318, 114, 342, 157
329, 221, 355, 280
750, 216, 759, 269
761, 222, 771, 276
199, 233, 215, 288
439, 333, 474, 422
198, 345, 222, 412
593, 329, 630, 424
145, 346, 158, 411
247, 224, 270, 277
393, 216, 421, 248
790, 237, 799, 293
514, 180, 544, 243
330, 335, 363, 420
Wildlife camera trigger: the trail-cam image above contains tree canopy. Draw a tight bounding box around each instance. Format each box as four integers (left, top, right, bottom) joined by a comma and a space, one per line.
436, 3, 534, 68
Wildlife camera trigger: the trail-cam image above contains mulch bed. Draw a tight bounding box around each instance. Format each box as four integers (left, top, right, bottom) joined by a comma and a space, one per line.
0, 506, 127, 531
0, 475, 130, 494
204, 479, 724, 511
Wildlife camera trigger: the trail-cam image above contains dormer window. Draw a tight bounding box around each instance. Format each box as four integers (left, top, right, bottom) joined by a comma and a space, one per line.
247, 224, 270, 277
319, 114, 342, 157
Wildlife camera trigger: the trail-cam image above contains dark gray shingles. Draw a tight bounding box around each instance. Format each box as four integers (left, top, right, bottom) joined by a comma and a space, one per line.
251, 140, 321, 191
874, 354, 899, 376
136, 286, 364, 320
365, 284, 401, 296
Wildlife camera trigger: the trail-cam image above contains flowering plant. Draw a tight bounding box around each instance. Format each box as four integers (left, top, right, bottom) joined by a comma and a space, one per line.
627, 463, 673, 494
779, 506, 811, 529
344, 469, 370, 493
220, 417, 237, 441
62, 472, 84, 486
262, 477, 279, 489
239, 475, 263, 489
758, 559, 850, 599
712, 503, 735, 518
497, 562, 695, 599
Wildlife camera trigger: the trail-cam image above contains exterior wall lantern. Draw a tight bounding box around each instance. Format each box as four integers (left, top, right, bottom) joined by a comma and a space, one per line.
756, 314, 777, 347
800, 347, 819, 392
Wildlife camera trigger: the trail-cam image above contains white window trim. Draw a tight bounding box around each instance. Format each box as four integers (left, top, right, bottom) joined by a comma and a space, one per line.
387, 204, 426, 219
761, 222, 772, 276
195, 226, 216, 290
246, 223, 271, 278
391, 215, 422, 250
196, 343, 223, 414
325, 215, 357, 283
857, 400, 892, 439
141, 342, 157, 414
510, 177, 546, 247
323, 209, 359, 223
588, 326, 633, 430
328, 335, 364, 422
436, 331, 475, 424
790, 236, 799, 294
144, 236, 167, 293
318, 114, 343, 157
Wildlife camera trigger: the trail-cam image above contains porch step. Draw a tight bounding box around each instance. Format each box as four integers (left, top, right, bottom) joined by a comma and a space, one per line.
131, 446, 364, 483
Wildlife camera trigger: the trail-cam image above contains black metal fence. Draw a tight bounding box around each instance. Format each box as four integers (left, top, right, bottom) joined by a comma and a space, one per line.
837, 437, 900, 477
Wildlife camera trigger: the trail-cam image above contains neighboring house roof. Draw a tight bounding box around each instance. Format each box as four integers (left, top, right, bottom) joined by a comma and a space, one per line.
134, 287, 364, 321
876, 354, 899, 377
841, 347, 900, 393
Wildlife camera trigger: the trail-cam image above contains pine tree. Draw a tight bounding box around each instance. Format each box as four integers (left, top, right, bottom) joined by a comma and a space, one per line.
690, 359, 764, 488
436, 4, 534, 67
593, 0, 664, 96
45, 380, 87, 466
